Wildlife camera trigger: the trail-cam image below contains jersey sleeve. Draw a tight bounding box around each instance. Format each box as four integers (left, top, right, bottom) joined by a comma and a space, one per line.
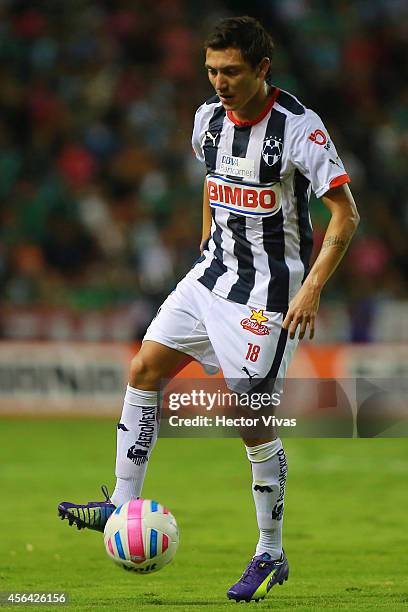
289, 109, 350, 198
191, 105, 205, 163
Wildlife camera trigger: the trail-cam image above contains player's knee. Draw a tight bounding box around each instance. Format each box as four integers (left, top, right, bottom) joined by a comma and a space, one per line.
129, 352, 161, 389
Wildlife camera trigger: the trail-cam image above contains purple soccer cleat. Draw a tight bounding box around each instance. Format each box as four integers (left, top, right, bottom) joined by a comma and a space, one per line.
58, 485, 115, 532
227, 550, 289, 603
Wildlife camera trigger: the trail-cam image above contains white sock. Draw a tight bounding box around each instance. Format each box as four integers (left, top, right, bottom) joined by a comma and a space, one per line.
111, 385, 158, 507
246, 438, 287, 559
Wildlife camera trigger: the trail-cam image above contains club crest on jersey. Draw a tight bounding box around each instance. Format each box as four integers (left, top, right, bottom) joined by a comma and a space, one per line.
240, 309, 270, 336
262, 136, 283, 167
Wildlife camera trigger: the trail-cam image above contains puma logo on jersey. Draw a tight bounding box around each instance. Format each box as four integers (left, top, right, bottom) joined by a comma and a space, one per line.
204, 131, 220, 147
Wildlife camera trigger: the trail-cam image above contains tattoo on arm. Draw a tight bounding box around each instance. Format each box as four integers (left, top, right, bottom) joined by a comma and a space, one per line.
322, 235, 351, 251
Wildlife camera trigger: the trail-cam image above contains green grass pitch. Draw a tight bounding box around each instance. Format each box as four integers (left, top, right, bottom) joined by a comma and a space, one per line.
0, 419, 407, 611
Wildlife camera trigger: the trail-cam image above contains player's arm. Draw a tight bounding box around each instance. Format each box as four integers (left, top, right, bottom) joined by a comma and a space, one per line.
200, 179, 211, 254
283, 183, 360, 339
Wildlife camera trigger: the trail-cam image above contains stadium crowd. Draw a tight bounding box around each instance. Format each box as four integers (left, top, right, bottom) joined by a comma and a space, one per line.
0, 0, 407, 342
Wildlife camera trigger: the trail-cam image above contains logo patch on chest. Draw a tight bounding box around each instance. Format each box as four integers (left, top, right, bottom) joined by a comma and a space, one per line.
219, 154, 255, 180
262, 136, 283, 167
206, 175, 281, 217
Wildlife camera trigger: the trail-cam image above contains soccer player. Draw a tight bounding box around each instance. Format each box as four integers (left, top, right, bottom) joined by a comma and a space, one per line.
58, 16, 359, 602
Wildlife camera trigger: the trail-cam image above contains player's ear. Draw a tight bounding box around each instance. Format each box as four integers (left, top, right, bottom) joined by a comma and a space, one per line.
257, 57, 270, 79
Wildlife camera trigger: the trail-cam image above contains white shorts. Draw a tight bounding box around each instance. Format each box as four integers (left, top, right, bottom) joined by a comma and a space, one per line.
144, 276, 298, 392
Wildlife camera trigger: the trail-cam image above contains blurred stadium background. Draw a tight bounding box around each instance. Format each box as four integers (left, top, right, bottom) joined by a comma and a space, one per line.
0, 0, 407, 414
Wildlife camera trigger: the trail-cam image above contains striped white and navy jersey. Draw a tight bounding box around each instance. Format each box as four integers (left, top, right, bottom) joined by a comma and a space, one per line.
187, 86, 350, 312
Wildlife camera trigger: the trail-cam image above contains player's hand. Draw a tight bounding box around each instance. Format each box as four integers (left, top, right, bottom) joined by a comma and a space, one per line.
282, 283, 321, 340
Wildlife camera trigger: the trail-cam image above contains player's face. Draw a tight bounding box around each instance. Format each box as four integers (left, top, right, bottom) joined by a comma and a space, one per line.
205, 47, 269, 116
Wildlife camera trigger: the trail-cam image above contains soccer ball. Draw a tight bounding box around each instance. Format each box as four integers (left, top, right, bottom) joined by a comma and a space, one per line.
103, 499, 179, 573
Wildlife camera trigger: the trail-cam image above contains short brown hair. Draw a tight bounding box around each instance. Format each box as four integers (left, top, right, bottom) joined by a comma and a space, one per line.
204, 16, 274, 81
